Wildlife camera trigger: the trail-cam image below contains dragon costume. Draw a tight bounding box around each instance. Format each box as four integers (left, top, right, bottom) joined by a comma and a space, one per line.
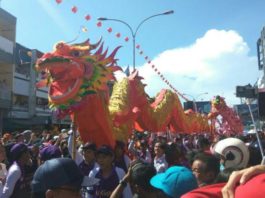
208, 95, 243, 134
35, 39, 241, 146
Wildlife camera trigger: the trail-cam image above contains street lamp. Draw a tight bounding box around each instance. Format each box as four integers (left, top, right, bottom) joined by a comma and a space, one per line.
183, 92, 208, 112
98, 10, 174, 70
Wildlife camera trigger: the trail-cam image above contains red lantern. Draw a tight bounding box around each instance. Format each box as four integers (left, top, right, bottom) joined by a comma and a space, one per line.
158, 72, 160, 75
144, 56, 148, 60
125, 37, 129, 42
85, 15, 91, 21
154, 69, 157, 72
139, 51, 143, 55
56, 0, 62, 4
151, 65, 155, 68
148, 61, 151, 64
116, 33, 121, 38
71, 6, 77, 13
97, 22, 102, 27
136, 44, 140, 49
107, 27, 112, 33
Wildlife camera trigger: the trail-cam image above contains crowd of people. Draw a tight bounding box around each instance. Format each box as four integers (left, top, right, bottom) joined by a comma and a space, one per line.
0, 128, 264, 197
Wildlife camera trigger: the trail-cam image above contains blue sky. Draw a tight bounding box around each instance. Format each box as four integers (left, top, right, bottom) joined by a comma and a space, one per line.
2, 0, 265, 105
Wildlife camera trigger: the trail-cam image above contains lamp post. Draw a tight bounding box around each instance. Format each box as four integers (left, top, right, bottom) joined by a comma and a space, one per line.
183, 92, 208, 112
98, 10, 174, 70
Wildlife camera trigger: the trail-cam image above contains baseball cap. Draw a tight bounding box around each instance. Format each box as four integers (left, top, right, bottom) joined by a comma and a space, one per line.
10, 143, 29, 161
39, 145, 62, 161
214, 137, 249, 169
32, 158, 98, 193
96, 145, 114, 156
82, 142, 97, 151
150, 166, 198, 198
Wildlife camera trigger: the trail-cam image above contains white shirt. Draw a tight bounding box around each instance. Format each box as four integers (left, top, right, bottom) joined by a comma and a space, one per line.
154, 154, 168, 173
0, 163, 7, 197
2, 162, 21, 198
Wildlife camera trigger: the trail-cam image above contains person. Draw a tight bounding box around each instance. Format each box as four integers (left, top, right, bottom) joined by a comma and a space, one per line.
0, 143, 7, 197
110, 160, 168, 198
128, 139, 152, 163
222, 164, 265, 198
153, 141, 168, 173
114, 140, 131, 173
31, 158, 97, 198
2, 143, 32, 198
88, 145, 132, 198
150, 166, 198, 198
181, 165, 265, 198
68, 131, 99, 176
191, 152, 220, 187
214, 137, 249, 170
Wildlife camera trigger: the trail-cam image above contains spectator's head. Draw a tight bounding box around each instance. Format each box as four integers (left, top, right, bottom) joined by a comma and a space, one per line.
214, 138, 249, 169
31, 158, 85, 198
197, 137, 210, 151
114, 140, 126, 158
131, 161, 156, 192
39, 145, 62, 163
150, 166, 198, 198
140, 139, 148, 151
165, 143, 180, 167
10, 143, 31, 165
96, 145, 114, 170
14, 133, 24, 143
81, 142, 97, 163
191, 152, 220, 187
154, 141, 167, 158
248, 145, 262, 166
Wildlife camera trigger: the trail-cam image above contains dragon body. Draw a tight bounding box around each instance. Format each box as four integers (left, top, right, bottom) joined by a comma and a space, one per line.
36, 39, 242, 146
208, 96, 243, 134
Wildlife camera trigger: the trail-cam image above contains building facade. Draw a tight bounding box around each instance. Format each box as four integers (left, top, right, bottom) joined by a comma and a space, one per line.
0, 8, 70, 134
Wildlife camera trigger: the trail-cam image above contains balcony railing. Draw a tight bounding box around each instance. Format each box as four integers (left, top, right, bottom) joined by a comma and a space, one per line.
0, 35, 13, 54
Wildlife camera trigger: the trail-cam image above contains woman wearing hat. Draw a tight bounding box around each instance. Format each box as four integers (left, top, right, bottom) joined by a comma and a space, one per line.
2, 143, 32, 198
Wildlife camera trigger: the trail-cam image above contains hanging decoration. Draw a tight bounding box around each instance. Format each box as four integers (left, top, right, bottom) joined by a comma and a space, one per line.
56, 0, 62, 4
107, 27, 113, 33
85, 15, 91, 21
52, 0, 189, 102
71, 6, 78, 13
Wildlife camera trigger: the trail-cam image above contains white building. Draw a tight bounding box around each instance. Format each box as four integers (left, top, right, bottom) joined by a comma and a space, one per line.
0, 8, 70, 133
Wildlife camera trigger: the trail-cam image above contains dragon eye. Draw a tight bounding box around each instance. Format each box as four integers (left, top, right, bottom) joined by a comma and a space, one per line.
71, 51, 81, 57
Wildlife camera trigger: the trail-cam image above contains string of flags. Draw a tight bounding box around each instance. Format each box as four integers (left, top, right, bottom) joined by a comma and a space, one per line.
53, 0, 189, 101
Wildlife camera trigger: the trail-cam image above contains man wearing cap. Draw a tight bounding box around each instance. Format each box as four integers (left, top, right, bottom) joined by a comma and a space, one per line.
68, 132, 99, 176
31, 158, 98, 198
88, 145, 132, 198
39, 145, 62, 163
2, 143, 32, 198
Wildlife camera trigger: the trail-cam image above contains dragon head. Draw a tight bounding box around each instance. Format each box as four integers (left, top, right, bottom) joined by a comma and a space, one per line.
36, 39, 121, 115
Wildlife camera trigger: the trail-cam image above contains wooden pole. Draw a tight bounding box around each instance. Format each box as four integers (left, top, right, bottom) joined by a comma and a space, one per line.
71, 114, 77, 161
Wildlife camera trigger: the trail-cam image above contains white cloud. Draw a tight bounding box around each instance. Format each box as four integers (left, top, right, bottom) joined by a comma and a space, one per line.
121, 29, 261, 106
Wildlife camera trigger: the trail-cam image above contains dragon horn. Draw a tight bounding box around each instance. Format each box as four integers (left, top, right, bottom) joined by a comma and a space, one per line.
106, 46, 122, 60
98, 48, 109, 61
71, 39, 90, 47
94, 42, 104, 55
89, 37, 102, 50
